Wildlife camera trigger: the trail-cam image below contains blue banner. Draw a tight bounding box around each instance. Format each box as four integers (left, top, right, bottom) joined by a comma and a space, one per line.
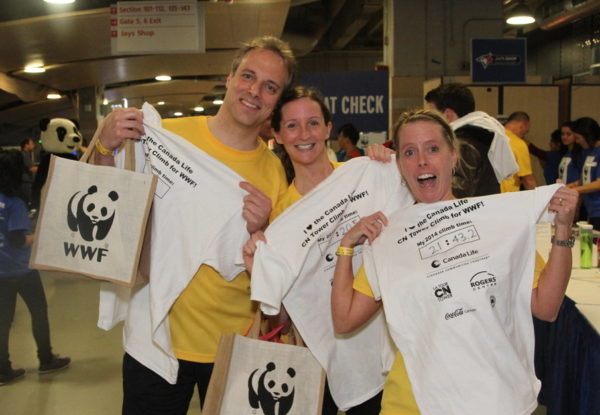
299, 71, 389, 134
471, 38, 526, 83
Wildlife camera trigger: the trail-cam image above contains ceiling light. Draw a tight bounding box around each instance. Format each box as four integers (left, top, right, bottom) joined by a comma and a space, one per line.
24, 65, 46, 73
44, 0, 76, 3
506, 2, 535, 25
193, 106, 205, 112
157, 101, 165, 105
155, 75, 172, 81
174, 112, 183, 117
47, 92, 62, 99
212, 98, 224, 105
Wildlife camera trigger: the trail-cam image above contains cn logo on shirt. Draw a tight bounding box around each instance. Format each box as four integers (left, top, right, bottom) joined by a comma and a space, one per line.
434, 282, 452, 301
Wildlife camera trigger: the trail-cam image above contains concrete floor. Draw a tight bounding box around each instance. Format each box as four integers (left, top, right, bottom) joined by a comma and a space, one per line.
0, 271, 547, 415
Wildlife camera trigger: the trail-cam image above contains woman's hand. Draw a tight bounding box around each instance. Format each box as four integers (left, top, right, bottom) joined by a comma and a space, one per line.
242, 231, 267, 272
366, 144, 394, 163
549, 186, 578, 230
340, 211, 388, 248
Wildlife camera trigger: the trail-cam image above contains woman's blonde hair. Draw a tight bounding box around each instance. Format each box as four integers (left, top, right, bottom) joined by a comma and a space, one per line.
392, 109, 457, 154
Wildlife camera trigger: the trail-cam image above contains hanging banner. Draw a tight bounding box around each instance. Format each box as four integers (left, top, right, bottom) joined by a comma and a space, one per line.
110, 1, 205, 54
300, 70, 389, 136
471, 38, 526, 83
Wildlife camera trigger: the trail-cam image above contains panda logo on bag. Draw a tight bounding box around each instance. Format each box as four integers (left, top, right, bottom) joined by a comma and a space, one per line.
248, 362, 296, 415
67, 185, 119, 242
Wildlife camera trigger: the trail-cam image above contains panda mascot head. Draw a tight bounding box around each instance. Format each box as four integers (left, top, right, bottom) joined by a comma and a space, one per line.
248, 362, 296, 415
39, 117, 82, 155
31, 118, 84, 209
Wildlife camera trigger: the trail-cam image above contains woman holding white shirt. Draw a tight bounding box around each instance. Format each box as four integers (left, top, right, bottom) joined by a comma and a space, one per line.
331, 109, 577, 415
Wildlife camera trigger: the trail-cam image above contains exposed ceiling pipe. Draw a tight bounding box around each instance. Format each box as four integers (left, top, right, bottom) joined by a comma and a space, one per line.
0, 72, 50, 102
538, 0, 600, 30
282, 0, 349, 56
326, 0, 383, 50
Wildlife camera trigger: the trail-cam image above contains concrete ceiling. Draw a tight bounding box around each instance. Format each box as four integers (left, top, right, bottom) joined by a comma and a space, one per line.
0, 0, 386, 145
1, 0, 599, 145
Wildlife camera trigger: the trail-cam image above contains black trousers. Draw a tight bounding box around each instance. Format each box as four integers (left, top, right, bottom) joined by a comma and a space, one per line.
122, 353, 214, 415
0, 270, 52, 373
321, 380, 383, 415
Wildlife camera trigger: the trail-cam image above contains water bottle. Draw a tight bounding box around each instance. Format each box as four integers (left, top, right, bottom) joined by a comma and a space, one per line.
580, 224, 593, 269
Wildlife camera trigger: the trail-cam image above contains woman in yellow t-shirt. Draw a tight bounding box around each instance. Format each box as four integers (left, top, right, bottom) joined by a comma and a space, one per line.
331, 109, 578, 415
243, 85, 383, 415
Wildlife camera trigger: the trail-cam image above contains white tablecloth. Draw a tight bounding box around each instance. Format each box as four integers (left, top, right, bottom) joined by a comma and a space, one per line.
537, 224, 600, 333
567, 268, 600, 333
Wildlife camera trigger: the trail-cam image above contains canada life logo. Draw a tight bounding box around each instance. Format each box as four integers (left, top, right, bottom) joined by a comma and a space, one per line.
64, 185, 119, 262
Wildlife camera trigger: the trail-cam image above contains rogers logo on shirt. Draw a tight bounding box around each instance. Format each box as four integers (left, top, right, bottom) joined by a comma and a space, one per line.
469, 271, 496, 291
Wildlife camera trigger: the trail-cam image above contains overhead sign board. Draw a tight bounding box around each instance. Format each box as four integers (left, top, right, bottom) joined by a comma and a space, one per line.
110, 1, 205, 54
471, 38, 526, 83
300, 70, 389, 135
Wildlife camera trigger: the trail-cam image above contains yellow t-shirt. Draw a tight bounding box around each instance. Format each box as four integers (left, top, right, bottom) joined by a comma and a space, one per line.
501, 129, 534, 193
165, 116, 287, 363
353, 252, 545, 415
270, 161, 342, 221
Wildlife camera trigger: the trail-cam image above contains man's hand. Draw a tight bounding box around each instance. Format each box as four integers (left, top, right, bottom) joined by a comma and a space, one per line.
240, 182, 272, 234
99, 108, 145, 151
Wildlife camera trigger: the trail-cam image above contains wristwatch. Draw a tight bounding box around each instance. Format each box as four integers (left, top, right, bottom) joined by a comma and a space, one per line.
551, 235, 575, 248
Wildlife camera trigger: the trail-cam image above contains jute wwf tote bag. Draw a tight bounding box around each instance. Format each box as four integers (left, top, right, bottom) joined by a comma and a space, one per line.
203, 312, 326, 415
30, 128, 157, 287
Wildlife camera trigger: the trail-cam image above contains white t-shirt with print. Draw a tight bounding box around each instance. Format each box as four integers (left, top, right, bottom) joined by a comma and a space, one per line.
363, 185, 560, 415
251, 157, 414, 410
98, 103, 249, 383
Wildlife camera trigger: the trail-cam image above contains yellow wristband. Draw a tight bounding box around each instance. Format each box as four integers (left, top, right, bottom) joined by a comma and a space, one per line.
336, 246, 354, 256
95, 139, 114, 156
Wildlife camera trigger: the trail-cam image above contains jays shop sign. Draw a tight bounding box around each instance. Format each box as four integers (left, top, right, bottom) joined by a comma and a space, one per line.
471, 38, 526, 83
110, 1, 205, 54
300, 71, 388, 133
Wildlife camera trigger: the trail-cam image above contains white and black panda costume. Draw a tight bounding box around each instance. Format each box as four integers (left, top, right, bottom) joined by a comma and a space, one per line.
31, 118, 83, 209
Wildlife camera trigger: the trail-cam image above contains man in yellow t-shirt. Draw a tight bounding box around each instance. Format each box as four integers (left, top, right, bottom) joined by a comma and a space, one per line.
94, 36, 297, 415
502, 111, 537, 192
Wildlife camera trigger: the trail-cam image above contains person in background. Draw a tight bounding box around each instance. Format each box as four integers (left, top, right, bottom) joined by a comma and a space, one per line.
556, 121, 582, 185
0, 150, 70, 386
568, 117, 600, 229
336, 123, 364, 161
424, 83, 518, 198
526, 129, 563, 185
19, 138, 37, 207
93, 35, 296, 415
331, 109, 577, 415
502, 111, 536, 191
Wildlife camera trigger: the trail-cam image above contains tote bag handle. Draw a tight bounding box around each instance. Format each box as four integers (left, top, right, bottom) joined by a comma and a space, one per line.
246, 309, 306, 346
